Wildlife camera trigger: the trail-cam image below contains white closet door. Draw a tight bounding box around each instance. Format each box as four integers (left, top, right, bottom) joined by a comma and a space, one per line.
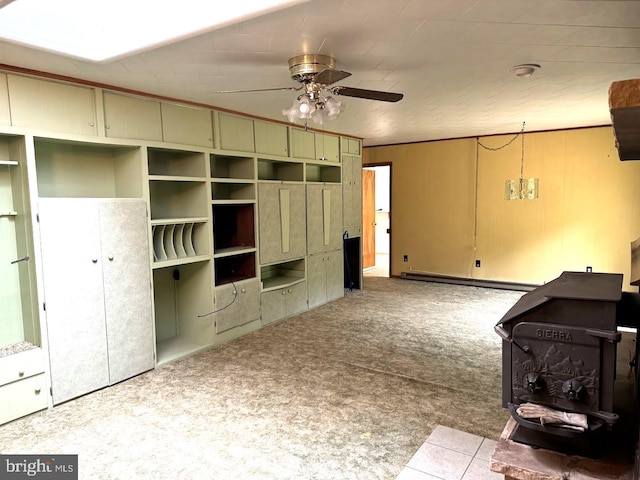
39, 199, 109, 405
99, 201, 154, 384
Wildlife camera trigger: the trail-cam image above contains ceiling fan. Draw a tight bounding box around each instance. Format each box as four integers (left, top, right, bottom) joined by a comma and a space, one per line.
216, 54, 404, 125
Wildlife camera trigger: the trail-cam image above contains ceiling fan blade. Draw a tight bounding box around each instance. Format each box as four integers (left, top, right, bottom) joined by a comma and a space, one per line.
312, 68, 352, 86
213, 86, 301, 94
333, 86, 403, 102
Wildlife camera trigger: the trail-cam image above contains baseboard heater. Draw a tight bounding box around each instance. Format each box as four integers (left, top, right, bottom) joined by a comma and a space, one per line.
400, 271, 539, 292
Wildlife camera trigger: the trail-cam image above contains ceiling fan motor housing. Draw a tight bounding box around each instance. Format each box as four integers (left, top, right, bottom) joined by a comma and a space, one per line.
288, 54, 336, 83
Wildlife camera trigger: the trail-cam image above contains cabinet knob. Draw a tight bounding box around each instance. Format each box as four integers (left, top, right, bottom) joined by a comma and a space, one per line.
89, 122, 95, 127
108, 255, 114, 261
287, 289, 292, 293
105, 125, 110, 129
18, 370, 24, 377
241, 288, 246, 293
34, 388, 41, 394
282, 290, 286, 295
92, 258, 98, 263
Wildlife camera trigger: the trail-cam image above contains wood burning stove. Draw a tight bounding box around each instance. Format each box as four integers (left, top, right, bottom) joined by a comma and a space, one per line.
495, 271, 639, 457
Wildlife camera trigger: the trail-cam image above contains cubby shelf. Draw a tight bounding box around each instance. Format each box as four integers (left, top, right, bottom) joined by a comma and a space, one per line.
260, 258, 306, 292
261, 276, 305, 292
213, 246, 257, 258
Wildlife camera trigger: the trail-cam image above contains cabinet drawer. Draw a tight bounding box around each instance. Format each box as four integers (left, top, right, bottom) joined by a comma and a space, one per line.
0, 373, 48, 425
0, 348, 45, 387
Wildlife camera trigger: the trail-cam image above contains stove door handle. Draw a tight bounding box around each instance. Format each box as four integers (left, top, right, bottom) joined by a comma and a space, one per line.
494, 325, 510, 341
495, 325, 531, 353
585, 328, 621, 343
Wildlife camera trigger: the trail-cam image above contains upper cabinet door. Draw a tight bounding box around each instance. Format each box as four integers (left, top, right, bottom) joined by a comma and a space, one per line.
103, 92, 162, 141
316, 133, 340, 162
218, 113, 255, 152
8, 74, 97, 136
290, 128, 315, 160
254, 120, 289, 156
342, 137, 361, 156
0, 74, 10, 127
161, 103, 213, 148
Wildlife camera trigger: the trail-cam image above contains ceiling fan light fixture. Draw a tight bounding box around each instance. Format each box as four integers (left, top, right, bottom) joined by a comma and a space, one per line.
513, 63, 540, 78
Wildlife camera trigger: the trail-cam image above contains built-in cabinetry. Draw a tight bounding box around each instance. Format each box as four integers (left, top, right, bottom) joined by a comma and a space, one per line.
38, 199, 154, 404
0, 71, 363, 422
306, 182, 344, 308
290, 128, 341, 162
342, 154, 363, 234
0, 134, 45, 424
0, 348, 48, 425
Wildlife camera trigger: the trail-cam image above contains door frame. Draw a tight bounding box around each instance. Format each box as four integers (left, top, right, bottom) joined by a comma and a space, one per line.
362, 162, 392, 277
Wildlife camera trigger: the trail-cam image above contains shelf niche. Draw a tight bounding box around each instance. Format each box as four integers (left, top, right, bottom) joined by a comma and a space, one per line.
214, 252, 256, 286
35, 139, 142, 198
148, 148, 206, 178
212, 204, 255, 253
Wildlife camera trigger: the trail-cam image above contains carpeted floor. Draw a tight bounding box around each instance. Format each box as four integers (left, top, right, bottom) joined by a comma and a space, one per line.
0, 276, 524, 480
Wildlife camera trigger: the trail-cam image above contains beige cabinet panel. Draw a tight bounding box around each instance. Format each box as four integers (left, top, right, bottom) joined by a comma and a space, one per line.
161, 103, 213, 147
39, 199, 153, 404
0, 74, 10, 126
307, 251, 343, 308
0, 348, 45, 387
0, 373, 48, 425
103, 92, 162, 141
255, 120, 289, 156
306, 184, 343, 255
290, 128, 315, 159
325, 251, 344, 303
215, 278, 260, 333
258, 183, 306, 265
342, 155, 362, 228
342, 137, 361, 155
219, 113, 255, 152
316, 133, 340, 162
99, 201, 154, 385
8, 74, 97, 136
261, 281, 307, 326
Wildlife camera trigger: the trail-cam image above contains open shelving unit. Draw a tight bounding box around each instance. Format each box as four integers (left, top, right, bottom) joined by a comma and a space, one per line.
148, 147, 210, 268
260, 258, 306, 291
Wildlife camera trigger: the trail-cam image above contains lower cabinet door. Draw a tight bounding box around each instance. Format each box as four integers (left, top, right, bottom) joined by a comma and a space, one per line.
325, 250, 344, 303
307, 254, 327, 309
0, 374, 48, 425
261, 289, 286, 326
216, 278, 260, 333
285, 281, 308, 316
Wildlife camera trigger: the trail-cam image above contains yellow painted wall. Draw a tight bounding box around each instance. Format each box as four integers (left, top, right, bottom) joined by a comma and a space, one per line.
364, 126, 640, 290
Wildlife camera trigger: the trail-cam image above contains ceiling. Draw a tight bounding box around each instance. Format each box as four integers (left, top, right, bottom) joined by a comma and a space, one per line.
0, 0, 639, 146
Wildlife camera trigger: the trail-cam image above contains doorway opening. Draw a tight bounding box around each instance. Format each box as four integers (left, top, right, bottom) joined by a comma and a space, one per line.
363, 164, 390, 277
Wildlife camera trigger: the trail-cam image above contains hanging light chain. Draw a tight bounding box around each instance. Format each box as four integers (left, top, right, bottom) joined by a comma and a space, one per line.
477, 122, 526, 151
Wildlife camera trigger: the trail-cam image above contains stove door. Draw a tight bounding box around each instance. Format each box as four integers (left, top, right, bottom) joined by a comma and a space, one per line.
511, 322, 603, 413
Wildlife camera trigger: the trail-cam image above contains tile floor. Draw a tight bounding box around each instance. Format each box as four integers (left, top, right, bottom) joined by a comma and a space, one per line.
396, 425, 504, 480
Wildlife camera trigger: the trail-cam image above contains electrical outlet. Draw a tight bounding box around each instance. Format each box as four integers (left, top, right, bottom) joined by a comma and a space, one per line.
403, 255, 408, 262
475, 259, 481, 268
586, 266, 592, 273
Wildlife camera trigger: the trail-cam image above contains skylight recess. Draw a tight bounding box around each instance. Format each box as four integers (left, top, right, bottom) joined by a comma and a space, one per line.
0, 0, 310, 62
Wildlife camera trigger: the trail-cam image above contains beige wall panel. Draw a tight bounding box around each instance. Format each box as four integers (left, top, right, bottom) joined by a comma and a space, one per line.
0, 74, 10, 126
366, 126, 640, 290
367, 140, 476, 278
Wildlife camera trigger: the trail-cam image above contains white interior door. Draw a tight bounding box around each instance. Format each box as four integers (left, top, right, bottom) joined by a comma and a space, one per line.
39, 199, 109, 404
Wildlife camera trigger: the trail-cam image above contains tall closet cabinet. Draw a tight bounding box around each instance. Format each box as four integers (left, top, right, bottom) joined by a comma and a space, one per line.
0, 71, 363, 425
